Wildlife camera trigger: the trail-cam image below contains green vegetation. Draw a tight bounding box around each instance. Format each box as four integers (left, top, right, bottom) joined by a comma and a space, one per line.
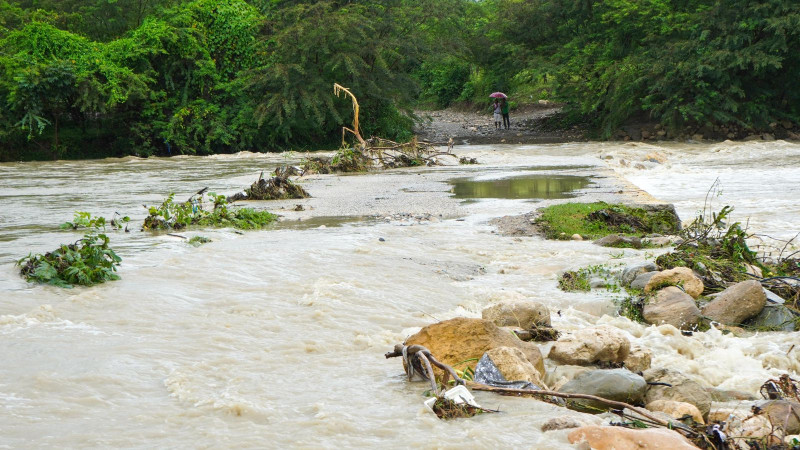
17, 229, 121, 287
60, 211, 130, 230
2, 0, 797, 161
558, 264, 621, 293
188, 236, 212, 247
615, 295, 646, 324
143, 192, 277, 231
536, 202, 680, 240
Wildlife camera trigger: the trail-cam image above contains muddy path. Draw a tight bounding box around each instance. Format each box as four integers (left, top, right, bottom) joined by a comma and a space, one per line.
414, 105, 587, 145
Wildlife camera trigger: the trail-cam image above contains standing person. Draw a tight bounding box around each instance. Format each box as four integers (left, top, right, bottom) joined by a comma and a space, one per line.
493, 99, 502, 130
501, 98, 510, 129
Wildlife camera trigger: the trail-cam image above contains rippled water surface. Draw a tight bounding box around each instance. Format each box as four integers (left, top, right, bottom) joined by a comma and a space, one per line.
1, 142, 799, 448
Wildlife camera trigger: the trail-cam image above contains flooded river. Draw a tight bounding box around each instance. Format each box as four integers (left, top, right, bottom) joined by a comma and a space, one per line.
1, 141, 799, 448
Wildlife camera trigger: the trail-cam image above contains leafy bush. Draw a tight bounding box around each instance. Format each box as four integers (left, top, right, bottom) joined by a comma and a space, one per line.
142, 192, 277, 231
17, 231, 121, 287
536, 202, 680, 240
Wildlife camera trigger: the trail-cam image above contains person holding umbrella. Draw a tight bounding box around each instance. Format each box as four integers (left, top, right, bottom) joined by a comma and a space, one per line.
490, 92, 507, 130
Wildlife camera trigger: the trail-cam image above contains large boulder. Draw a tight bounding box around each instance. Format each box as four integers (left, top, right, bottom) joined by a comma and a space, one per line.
568, 426, 699, 450
643, 287, 702, 330
404, 317, 544, 375
646, 400, 704, 424
758, 400, 800, 434
549, 326, 630, 366
621, 262, 658, 286
643, 368, 712, 419
745, 303, 798, 331
484, 347, 545, 386
644, 267, 704, 298
481, 300, 550, 329
701, 280, 766, 325
559, 369, 647, 413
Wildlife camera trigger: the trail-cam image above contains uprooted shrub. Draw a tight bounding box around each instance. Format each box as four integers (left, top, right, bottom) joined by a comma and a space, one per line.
300, 84, 458, 175
143, 191, 277, 231
228, 171, 309, 201
17, 230, 122, 287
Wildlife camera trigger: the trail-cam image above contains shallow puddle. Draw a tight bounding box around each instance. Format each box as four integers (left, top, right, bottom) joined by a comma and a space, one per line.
449, 174, 592, 199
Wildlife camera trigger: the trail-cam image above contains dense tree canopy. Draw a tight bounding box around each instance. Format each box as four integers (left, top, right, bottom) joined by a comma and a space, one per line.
0, 0, 798, 160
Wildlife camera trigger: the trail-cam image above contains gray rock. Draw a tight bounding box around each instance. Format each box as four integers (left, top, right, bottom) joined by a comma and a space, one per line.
758, 400, 800, 434
644, 368, 712, 419
559, 369, 647, 413
594, 234, 642, 249
764, 288, 786, 304
702, 280, 767, 325
631, 271, 659, 291
745, 303, 798, 331
590, 277, 608, 288
642, 286, 702, 330
621, 263, 658, 286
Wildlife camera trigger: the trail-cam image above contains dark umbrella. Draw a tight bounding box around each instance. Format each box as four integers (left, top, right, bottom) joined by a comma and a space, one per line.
489, 92, 507, 98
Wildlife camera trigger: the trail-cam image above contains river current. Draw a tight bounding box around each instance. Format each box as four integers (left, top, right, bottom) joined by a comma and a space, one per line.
1, 141, 798, 448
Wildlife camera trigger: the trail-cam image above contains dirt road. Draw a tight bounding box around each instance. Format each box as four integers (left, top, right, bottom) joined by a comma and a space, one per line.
413, 105, 586, 145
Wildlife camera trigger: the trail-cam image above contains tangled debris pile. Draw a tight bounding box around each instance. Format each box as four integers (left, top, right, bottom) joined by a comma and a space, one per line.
228, 170, 309, 202
300, 84, 462, 175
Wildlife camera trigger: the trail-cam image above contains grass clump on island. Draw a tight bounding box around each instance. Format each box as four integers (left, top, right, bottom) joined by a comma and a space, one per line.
143, 192, 277, 231
536, 202, 680, 241
17, 214, 122, 288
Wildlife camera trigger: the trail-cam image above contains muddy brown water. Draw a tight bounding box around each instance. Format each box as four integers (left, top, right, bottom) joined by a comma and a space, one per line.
1, 142, 799, 448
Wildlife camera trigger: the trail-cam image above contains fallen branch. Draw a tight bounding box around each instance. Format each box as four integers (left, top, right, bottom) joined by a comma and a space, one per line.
467, 383, 675, 429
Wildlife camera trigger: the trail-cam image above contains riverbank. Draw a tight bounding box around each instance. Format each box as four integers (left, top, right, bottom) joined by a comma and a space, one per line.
414, 105, 800, 146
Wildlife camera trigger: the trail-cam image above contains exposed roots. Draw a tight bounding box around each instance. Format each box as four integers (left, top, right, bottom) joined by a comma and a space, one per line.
228, 171, 309, 202
307, 83, 460, 175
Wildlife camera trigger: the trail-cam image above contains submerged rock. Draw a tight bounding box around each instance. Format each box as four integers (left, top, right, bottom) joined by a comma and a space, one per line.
642, 286, 702, 330
559, 368, 647, 413
643, 368, 712, 419
481, 300, 550, 329
549, 325, 630, 366
701, 280, 766, 325
540, 414, 602, 431
644, 267, 704, 298
567, 425, 698, 450
707, 387, 758, 402
404, 317, 544, 374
